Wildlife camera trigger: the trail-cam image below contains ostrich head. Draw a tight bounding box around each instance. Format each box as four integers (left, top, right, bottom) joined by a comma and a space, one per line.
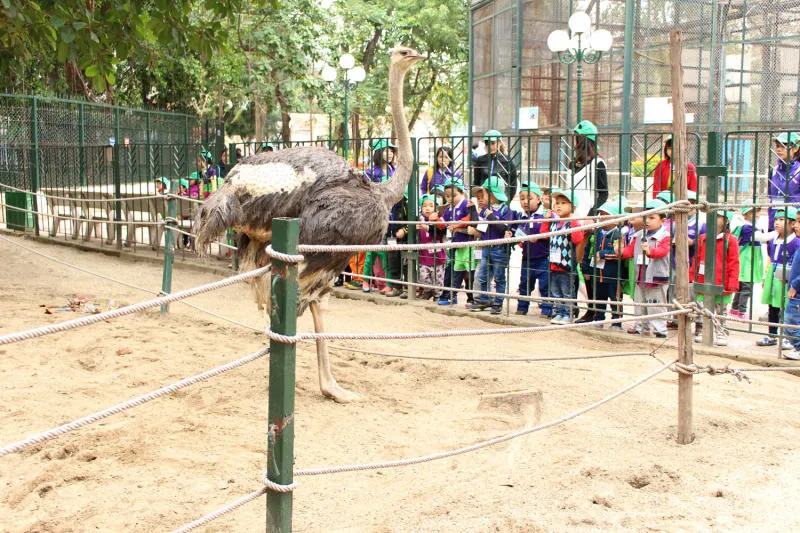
389, 46, 425, 71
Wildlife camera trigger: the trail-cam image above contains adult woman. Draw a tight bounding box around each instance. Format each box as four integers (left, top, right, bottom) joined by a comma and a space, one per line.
651, 137, 698, 199
420, 145, 462, 196
767, 132, 800, 230
570, 120, 608, 219
473, 129, 518, 200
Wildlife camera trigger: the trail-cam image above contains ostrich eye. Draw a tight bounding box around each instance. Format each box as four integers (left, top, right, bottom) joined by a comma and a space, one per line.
401, 50, 408, 55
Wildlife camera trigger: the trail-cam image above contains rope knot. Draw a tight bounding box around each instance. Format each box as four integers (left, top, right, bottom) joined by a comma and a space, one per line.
262, 472, 297, 493
264, 245, 305, 264
265, 329, 303, 344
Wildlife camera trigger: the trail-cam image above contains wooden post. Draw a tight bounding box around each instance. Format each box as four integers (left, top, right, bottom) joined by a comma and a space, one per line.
670, 30, 695, 445
267, 218, 299, 532
160, 182, 178, 314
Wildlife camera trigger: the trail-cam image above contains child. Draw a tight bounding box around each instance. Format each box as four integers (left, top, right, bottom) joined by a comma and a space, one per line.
621, 200, 671, 338
155, 177, 170, 194
621, 204, 645, 311
590, 201, 625, 329
468, 175, 513, 315
730, 202, 772, 318
783, 240, 800, 360
361, 249, 389, 294
188, 171, 201, 198
757, 207, 799, 348
515, 180, 552, 317
541, 187, 584, 324
438, 179, 475, 306
178, 178, 190, 197
416, 194, 447, 299
691, 210, 741, 346
541, 187, 552, 210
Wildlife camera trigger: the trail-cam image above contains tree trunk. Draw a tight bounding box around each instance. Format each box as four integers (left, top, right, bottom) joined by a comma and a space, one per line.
275, 82, 291, 146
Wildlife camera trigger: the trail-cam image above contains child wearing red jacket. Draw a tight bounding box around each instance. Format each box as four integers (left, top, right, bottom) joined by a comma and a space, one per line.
690, 210, 740, 346
621, 200, 672, 337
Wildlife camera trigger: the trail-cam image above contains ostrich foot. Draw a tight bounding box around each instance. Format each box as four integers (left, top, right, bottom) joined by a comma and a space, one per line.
321, 383, 365, 404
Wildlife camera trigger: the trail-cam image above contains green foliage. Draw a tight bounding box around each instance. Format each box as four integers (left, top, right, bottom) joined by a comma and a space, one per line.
632, 156, 663, 178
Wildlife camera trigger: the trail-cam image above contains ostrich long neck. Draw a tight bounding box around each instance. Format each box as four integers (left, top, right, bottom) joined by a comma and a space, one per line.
378, 64, 413, 207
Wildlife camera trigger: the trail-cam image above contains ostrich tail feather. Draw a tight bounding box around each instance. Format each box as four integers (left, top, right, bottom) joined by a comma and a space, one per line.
193, 191, 240, 254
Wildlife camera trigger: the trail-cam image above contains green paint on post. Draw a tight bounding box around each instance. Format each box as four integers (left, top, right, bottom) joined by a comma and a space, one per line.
267, 218, 299, 533
30, 97, 41, 236
700, 132, 724, 346
113, 109, 122, 249
160, 181, 178, 314
620, 0, 635, 192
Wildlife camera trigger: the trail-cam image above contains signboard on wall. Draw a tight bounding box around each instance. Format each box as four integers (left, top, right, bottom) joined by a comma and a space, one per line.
518, 107, 539, 130
643, 97, 695, 124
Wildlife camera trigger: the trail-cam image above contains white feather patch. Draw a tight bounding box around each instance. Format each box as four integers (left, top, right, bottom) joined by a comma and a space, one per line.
230, 163, 317, 196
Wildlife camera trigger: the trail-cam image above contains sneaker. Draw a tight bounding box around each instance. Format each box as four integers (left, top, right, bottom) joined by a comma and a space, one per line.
610, 324, 623, 330
729, 310, 745, 319
469, 302, 490, 312
781, 339, 794, 350
490, 306, 502, 315
784, 349, 800, 360
437, 297, 451, 306
654, 332, 667, 339
343, 281, 362, 290
451, 296, 458, 305
362, 284, 371, 293
386, 288, 403, 298
756, 337, 777, 347
515, 310, 528, 316
627, 328, 641, 335
694, 333, 703, 343
380, 286, 393, 295
714, 334, 729, 347
399, 291, 408, 299
550, 315, 565, 324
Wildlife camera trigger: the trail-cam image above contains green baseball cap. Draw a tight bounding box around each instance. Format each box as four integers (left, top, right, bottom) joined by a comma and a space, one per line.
431, 185, 445, 196
372, 139, 397, 152
155, 177, 169, 187
773, 132, 800, 147
645, 199, 669, 211
179, 178, 190, 189
483, 129, 502, 142
574, 120, 598, 142
774, 207, 798, 221
420, 194, 436, 204
715, 209, 735, 221
597, 201, 621, 216
741, 199, 755, 215
478, 175, 508, 202
519, 180, 542, 197
443, 178, 465, 192
199, 149, 213, 160
549, 186, 578, 208
189, 171, 199, 180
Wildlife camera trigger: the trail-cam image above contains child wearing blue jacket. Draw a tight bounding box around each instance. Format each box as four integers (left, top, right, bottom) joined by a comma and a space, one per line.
591, 200, 624, 328
468, 175, 513, 315
515, 180, 552, 316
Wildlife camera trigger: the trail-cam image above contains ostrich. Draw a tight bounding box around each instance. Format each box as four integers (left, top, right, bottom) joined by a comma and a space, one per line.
194, 47, 424, 403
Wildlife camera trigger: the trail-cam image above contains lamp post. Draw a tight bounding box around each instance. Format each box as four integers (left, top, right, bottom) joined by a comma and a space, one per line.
547, 13, 613, 123
321, 54, 366, 160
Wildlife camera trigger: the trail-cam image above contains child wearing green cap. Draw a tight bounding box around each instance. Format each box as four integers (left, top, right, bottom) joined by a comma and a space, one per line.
757, 207, 799, 348
690, 210, 740, 346
731, 202, 772, 319
416, 195, 447, 299
468, 175, 513, 314
438, 178, 475, 306
515, 180, 552, 316
621, 200, 671, 337
587, 200, 625, 329
541, 187, 585, 323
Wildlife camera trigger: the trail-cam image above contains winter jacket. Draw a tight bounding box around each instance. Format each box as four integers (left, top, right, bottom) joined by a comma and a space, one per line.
690, 232, 740, 295
767, 159, 800, 229
622, 225, 671, 285
420, 166, 463, 195
595, 226, 623, 282
366, 164, 395, 184
417, 213, 447, 267
569, 157, 609, 219
473, 152, 518, 200
471, 203, 513, 242
651, 159, 698, 199
442, 197, 472, 243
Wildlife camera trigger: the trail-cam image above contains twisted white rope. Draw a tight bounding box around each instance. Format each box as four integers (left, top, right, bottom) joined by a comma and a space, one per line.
170, 487, 267, 533
0, 182, 165, 202
262, 472, 298, 492
0, 348, 268, 457
0, 201, 166, 226
294, 358, 675, 476
264, 245, 304, 264
264, 309, 688, 343
0, 265, 271, 346
297, 201, 688, 253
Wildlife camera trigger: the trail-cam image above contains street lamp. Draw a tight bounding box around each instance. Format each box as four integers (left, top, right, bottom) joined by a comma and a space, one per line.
547, 13, 613, 122
321, 53, 366, 160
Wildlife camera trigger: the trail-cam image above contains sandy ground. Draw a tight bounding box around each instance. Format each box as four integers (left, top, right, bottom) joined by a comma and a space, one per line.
1, 236, 800, 533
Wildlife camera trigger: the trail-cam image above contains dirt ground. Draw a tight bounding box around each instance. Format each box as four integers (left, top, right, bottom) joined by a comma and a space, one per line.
1, 235, 799, 533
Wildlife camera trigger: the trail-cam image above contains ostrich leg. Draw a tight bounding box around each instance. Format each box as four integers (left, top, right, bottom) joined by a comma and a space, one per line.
309, 301, 363, 403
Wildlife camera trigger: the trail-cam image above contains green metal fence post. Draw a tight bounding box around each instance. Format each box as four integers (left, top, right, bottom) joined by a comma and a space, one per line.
113, 108, 123, 249
267, 217, 299, 533
78, 103, 87, 187
406, 137, 418, 300
30, 96, 41, 236
145, 112, 152, 183
620, 0, 636, 193
698, 132, 724, 346
160, 181, 178, 314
